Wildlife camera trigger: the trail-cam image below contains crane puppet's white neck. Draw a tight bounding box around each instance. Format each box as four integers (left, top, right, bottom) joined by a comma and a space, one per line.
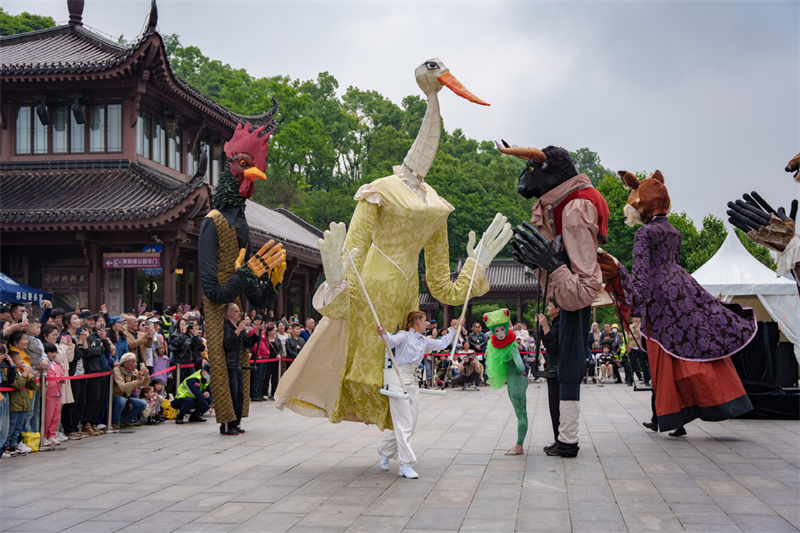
402, 89, 441, 181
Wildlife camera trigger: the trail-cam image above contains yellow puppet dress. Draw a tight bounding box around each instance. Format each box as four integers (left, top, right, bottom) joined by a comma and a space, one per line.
275, 166, 488, 430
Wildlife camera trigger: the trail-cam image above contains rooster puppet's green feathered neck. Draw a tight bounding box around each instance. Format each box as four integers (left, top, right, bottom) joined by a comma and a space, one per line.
212, 166, 247, 211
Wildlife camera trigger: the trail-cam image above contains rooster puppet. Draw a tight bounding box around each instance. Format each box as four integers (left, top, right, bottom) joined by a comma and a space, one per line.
198, 120, 286, 435
598, 170, 754, 433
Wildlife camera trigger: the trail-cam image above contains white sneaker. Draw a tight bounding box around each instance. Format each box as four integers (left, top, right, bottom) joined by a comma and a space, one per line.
48, 437, 61, 446
399, 463, 419, 479
378, 450, 390, 471
474, 386, 480, 391
55, 432, 68, 442
95, 424, 106, 431
17, 443, 32, 454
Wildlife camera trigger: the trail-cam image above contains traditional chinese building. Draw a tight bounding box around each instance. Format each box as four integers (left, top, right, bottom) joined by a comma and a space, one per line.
0, 0, 323, 317
420, 259, 542, 326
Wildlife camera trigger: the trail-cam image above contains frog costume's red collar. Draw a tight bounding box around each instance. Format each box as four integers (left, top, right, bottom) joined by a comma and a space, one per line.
490, 330, 517, 350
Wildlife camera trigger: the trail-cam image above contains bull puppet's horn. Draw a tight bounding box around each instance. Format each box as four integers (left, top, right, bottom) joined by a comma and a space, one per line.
494, 140, 546, 164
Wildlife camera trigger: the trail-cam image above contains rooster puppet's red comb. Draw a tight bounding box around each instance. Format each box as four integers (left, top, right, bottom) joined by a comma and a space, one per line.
224, 122, 271, 172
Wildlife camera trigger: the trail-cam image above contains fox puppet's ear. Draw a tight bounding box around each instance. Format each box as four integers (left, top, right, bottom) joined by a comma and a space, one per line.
618, 170, 639, 190
648, 170, 665, 184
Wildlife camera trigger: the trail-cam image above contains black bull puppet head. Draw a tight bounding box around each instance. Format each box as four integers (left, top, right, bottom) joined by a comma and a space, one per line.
495, 142, 580, 199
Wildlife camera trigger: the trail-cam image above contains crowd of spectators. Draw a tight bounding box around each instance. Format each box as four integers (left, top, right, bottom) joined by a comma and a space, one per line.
0, 300, 313, 457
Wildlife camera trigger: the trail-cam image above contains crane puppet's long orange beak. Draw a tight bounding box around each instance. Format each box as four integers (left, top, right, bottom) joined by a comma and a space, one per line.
437, 71, 489, 106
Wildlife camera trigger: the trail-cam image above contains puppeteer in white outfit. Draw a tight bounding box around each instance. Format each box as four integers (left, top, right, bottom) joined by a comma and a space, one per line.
377, 311, 461, 479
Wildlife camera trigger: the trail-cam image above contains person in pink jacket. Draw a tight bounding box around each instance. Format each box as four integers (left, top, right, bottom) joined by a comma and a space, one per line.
42, 342, 64, 447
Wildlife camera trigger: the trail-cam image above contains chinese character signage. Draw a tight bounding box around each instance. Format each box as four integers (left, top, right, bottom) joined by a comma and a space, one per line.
103, 252, 161, 269
42, 267, 89, 290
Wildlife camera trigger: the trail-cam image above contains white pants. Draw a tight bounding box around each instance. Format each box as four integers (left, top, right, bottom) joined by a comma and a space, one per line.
379, 365, 420, 465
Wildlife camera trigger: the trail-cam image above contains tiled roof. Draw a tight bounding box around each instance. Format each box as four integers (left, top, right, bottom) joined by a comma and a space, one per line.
0, 25, 131, 75
0, 160, 205, 226
453, 258, 540, 290
245, 201, 321, 258
0, 25, 277, 128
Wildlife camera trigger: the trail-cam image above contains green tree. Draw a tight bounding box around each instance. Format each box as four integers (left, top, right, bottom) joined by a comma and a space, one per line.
0, 8, 55, 36
570, 148, 614, 187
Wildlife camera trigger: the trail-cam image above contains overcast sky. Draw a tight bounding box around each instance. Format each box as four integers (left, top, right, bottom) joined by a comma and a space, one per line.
9, 0, 799, 226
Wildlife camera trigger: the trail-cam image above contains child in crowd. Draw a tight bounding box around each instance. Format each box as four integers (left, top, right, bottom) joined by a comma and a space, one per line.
3, 348, 39, 456
43, 342, 64, 446
139, 386, 164, 425
598, 344, 614, 383
152, 343, 170, 388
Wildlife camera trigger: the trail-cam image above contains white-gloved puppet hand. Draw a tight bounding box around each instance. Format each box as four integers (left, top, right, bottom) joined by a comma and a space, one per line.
467, 213, 513, 271
318, 222, 358, 288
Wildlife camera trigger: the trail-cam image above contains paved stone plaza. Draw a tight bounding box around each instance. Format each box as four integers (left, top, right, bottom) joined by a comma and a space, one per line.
1, 382, 798, 533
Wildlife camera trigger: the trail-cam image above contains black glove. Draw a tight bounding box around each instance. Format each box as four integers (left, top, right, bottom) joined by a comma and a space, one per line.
727, 191, 797, 233
511, 222, 564, 273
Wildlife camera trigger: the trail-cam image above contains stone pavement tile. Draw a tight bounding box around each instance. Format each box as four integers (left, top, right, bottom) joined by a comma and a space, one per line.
569, 501, 624, 523
285, 526, 346, 533
571, 521, 627, 533
599, 456, 648, 480
772, 506, 800, 530
648, 472, 699, 489
167, 491, 237, 513
1, 520, 30, 531
174, 524, 236, 533
420, 490, 475, 507
729, 513, 799, 533
112, 511, 205, 533
92, 500, 174, 523
209, 476, 265, 493
346, 474, 397, 490
656, 486, 713, 505
711, 496, 776, 515
435, 475, 481, 492
2, 488, 61, 507
68, 490, 150, 510
295, 504, 363, 528
140, 484, 206, 502
519, 489, 567, 509
669, 503, 735, 525
443, 464, 486, 477
4, 503, 61, 521
480, 469, 523, 484
458, 517, 516, 532
682, 526, 744, 533
565, 482, 616, 502
269, 493, 329, 514
617, 512, 685, 532
60, 521, 131, 533
451, 454, 491, 466
401, 530, 457, 533
229, 512, 305, 533
363, 493, 427, 517
193, 503, 270, 524
515, 508, 571, 533
6, 508, 105, 533
344, 515, 409, 533
406, 507, 467, 530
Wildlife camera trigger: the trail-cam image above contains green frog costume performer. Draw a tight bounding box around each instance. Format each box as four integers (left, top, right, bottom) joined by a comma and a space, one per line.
198, 118, 287, 436
483, 309, 528, 456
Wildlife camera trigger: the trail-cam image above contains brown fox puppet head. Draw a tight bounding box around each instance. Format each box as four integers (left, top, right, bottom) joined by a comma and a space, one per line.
619, 170, 671, 227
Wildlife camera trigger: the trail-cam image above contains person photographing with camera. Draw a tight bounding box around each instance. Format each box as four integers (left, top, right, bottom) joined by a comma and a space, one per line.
454, 350, 482, 391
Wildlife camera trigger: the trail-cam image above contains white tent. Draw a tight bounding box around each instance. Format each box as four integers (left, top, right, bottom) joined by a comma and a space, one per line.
692, 230, 799, 364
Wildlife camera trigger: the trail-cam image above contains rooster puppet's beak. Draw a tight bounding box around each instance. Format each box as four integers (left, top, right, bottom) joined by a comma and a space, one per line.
243, 167, 267, 182
437, 71, 489, 106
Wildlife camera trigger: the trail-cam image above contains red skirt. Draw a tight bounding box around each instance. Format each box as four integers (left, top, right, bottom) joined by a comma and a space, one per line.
648, 321, 752, 431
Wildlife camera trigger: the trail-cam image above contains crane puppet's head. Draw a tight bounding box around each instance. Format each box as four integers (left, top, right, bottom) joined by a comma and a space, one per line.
415, 58, 489, 105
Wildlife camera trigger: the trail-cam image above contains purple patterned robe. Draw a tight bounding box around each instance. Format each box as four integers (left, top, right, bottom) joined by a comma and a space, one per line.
618, 216, 757, 361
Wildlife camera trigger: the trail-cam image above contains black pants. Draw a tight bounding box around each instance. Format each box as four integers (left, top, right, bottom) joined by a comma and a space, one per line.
81, 376, 104, 426
557, 306, 591, 401
227, 366, 244, 425
454, 372, 480, 386
172, 396, 210, 419
62, 379, 86, 433
612, 362, 622, 382
546, 376, 560, 442
264, 362, 279, 397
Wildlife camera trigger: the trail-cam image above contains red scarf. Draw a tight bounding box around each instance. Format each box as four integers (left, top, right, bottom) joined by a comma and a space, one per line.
490, 330, 517, 350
